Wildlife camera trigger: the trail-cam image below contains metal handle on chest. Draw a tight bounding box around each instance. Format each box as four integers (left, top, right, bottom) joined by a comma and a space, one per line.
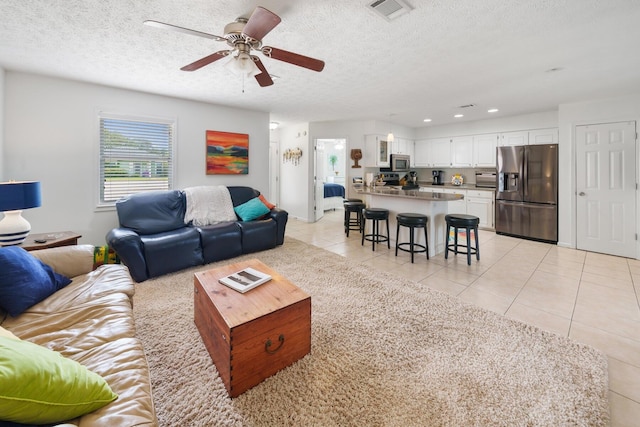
265, 334, 285, 354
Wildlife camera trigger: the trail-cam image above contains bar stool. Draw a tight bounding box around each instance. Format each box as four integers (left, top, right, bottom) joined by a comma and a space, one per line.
343, 201, 365, 237
361, 208, 390, 251
445, 214, 480, 265
395, 213, 429, 263
343, 198, 363, 204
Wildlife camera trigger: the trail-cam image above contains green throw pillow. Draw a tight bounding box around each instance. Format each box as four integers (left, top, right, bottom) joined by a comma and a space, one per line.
0, 336, 118, 424
234, 197, 270, 221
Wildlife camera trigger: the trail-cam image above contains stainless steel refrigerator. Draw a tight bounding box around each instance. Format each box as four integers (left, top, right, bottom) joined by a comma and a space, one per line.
495, 144, 558, 243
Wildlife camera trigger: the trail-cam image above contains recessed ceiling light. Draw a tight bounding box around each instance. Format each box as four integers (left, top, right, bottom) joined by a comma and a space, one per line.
454, 114, 464, 118
487, 108, 499, 113
423, 118, 432, 122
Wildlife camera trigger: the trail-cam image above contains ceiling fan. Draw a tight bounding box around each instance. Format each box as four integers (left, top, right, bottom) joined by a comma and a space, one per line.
144, 6, 325, 87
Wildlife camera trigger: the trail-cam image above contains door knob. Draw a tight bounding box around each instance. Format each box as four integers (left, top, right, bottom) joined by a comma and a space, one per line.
578, 192, 586, 196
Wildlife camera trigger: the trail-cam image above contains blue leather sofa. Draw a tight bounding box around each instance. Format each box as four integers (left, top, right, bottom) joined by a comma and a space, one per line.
105, 186, 287, 282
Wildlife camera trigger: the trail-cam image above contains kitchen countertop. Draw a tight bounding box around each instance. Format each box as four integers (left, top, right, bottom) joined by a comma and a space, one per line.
353, 186, 464, 201
416, 182, 495, 190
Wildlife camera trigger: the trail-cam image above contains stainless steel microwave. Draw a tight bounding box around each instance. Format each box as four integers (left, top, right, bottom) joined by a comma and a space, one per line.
389, 154, 410, 171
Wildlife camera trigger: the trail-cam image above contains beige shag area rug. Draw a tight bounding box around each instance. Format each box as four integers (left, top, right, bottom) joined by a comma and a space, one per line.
132, 237, 609, 426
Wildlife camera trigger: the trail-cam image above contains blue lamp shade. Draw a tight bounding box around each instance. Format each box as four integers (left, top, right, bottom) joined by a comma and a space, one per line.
0, 181, 42, 246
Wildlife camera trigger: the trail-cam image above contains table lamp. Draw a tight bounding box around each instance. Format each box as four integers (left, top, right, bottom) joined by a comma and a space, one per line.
0, 181, 42, 246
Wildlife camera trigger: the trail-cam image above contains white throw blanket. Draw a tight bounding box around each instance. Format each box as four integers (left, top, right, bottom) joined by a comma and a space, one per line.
183, 185, 237, 226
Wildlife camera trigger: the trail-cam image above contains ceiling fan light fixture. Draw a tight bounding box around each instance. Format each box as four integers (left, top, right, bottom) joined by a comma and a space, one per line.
224, 51, 261, 78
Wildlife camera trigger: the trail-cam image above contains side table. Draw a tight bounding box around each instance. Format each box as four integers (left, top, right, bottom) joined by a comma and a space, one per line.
18, 231, 82, 251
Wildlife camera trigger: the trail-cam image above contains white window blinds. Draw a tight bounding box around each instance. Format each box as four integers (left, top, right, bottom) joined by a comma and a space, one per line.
99, 115, 174, 204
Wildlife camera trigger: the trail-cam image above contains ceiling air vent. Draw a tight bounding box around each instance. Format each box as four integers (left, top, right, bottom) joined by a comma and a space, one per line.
368, 0, 413, 21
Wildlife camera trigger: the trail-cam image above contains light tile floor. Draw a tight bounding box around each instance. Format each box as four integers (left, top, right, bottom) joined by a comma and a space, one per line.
286, 209, 640, 427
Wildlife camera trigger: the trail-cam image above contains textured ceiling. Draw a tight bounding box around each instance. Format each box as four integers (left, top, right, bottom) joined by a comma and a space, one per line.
1, 0, 639, 128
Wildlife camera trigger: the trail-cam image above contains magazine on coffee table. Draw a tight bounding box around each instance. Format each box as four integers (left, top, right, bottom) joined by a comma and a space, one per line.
218, 267, 272, 293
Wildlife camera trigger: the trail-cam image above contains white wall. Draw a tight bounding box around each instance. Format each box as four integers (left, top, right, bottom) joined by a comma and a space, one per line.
278, 123, 310, 221
558, 93, 640, 250
3, 72, 270, 245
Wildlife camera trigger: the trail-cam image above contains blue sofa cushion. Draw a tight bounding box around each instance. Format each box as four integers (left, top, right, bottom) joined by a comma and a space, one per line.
238, 219, 277, 254
141, 227, 203, 278
199, 222, 243, 264
116, 190, 186, 234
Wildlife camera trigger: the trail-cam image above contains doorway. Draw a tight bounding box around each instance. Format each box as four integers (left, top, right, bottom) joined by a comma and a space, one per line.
314, 138, 347, 222
575, 121, 637, 257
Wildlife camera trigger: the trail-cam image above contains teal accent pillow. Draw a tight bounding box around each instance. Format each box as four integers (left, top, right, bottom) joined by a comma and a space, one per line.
0, 246, 72, 317
234, 197, 271, 221
0, 336, 118, 424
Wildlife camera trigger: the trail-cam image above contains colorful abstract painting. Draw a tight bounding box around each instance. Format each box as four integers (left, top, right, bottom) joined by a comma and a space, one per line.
206, 130, 249, 174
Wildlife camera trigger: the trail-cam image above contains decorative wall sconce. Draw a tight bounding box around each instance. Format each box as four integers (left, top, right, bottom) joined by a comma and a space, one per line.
283, 147, 303, 165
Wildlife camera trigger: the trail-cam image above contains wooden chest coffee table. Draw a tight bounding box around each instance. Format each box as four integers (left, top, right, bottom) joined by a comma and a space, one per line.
194, 259, 311, 397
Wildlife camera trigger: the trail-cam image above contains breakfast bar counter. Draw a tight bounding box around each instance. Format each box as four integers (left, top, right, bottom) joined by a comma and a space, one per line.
355, 186, 464, 201
353, 186, 463, 256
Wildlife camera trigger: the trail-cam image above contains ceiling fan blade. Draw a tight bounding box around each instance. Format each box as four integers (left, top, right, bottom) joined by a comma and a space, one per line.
261, 46, 325, 72
143, 20, 226, 41
181, 50, 230, 71
242, 7, 281, 41
252, 56, 274, 87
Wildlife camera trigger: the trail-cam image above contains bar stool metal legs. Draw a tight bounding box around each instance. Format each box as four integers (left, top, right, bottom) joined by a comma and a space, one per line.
445, 214, 480, 265
361, 208, 390, 251
343, 201, 365, 237
395, 213, 429, 263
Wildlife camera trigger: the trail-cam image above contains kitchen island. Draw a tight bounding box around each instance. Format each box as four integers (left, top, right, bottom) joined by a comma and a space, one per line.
353, 186, 464, 257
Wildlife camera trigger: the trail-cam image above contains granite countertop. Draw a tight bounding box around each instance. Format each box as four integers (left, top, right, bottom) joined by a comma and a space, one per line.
353, 186, 464, 201
416, 182, 491, 190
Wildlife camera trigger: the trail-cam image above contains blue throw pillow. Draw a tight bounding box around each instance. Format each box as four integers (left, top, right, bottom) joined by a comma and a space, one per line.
0, 247, 72, 317
234, 197, 271, 222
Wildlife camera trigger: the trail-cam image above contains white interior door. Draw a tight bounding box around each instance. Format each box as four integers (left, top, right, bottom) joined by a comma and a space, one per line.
314, 140, 325, 222
576, 121, 637, 257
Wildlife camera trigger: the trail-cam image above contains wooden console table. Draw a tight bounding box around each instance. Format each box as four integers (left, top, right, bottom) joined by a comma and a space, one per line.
19, 231, 82, 251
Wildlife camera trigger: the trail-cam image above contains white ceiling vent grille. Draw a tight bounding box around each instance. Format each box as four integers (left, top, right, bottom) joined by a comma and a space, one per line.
368, 0, 413, 21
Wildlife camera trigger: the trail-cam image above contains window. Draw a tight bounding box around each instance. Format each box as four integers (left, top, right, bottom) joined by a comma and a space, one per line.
99, 114, 174, 205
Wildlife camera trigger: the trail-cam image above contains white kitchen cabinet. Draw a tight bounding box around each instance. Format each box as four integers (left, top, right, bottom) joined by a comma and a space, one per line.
473, 133, 498, 167
413, 140, 431, 167
451, 136, 473, 167
391, 138, 415, 157
466, 190, 494, 230
429, 138, 452, 167
443, 188, 466, 215
528, 128, 558, 145
364, 135, 390, 167
499, 131, 528, 146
